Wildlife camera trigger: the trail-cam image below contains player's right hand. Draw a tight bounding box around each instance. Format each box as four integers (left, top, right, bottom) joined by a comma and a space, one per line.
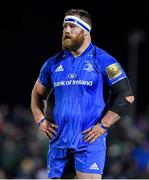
39, 120, 58, 139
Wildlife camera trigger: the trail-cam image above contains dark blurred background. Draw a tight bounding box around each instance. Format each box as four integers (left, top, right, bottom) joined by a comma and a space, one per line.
0, 0, 149, 178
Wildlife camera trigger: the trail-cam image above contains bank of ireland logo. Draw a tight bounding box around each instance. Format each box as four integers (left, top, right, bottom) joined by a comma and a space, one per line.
83, 63, 94, 72
68, 73, 77, 79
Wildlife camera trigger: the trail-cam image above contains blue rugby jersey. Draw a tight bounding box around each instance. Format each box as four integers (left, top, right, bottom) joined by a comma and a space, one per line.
38, 43, 127, 149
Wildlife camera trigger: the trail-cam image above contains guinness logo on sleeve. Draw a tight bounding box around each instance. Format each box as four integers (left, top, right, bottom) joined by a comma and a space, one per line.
106, 63, 122, 79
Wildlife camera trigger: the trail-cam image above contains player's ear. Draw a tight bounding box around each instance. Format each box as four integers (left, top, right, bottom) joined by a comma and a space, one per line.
84, 31, 88, 37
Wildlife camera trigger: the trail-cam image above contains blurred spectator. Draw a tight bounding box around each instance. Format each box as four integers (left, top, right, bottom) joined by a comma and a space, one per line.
0, 103, 48, 178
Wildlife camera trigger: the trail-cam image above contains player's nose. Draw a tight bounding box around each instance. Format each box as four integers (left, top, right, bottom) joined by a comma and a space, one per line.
63, 25, 71, 33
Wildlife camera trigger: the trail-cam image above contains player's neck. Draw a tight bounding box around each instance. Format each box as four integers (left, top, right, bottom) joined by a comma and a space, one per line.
71, 36, 91, 57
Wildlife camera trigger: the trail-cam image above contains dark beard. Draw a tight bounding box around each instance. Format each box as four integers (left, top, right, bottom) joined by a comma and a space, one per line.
62, 31, 85, 51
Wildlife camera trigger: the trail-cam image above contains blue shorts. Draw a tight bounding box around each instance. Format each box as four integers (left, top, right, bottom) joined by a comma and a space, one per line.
47, 135, 107, 178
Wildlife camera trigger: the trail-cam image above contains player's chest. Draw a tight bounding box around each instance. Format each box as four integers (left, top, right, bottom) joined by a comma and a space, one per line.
50, 57, 102, 85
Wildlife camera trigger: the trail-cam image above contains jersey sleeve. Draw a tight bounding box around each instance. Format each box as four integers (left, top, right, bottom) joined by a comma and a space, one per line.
38, 60, 52, 88
100, 54, 127, 86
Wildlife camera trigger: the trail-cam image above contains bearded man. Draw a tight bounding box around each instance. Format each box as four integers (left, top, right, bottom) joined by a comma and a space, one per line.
31, 9, 134, 179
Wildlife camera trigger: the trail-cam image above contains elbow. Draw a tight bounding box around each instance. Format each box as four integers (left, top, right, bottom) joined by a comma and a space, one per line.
125, 95, 135, 104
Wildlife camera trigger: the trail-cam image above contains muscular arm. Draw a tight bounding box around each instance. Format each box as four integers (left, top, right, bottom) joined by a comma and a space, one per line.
100, 77, 134, 128
82, 78, 134, 143
82, 96, 134, 143
31, 80, 51, 123
31, 80, 58, 139
100, 95, 134, 128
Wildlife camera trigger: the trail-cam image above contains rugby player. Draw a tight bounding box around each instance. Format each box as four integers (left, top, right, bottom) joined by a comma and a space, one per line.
31, 9, 134, 179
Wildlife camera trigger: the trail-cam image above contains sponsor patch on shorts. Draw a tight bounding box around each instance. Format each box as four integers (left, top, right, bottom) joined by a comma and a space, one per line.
106, 63, 122, 79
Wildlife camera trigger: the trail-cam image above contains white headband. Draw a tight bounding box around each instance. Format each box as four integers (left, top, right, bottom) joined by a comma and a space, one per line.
63, 15, 91, 32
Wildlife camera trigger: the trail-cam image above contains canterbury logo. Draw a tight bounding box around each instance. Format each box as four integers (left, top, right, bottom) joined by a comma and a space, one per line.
83, 63, 94, 72
89, 163, 99, 170
55, 65, 64, 72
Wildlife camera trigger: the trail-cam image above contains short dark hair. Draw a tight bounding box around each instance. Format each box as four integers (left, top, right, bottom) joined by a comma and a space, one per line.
65, 9, 92, 28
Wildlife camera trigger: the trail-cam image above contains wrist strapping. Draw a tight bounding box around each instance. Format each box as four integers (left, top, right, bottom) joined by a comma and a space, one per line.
37, 117, 46, 126
99, 122, 108, 130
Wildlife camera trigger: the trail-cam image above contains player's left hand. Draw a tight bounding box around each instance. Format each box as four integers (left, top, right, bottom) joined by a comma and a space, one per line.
82, 124, 106, 143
